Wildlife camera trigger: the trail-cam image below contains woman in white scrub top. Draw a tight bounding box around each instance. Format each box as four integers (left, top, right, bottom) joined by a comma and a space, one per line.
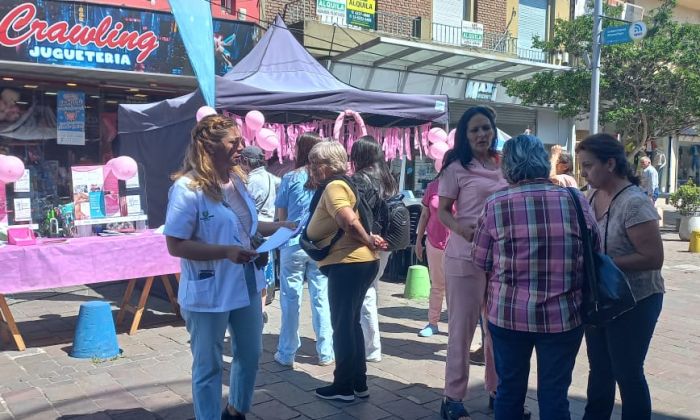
164, 114, 293, 420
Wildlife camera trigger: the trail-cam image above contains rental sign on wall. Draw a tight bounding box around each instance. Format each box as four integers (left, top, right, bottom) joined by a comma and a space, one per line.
0, 0, 258, 76
317, 0, 375, 30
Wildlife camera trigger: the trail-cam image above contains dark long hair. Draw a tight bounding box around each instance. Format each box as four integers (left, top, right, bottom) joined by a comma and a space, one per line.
438, 106, 498, 177
576, 133, 640, 185
295, 131, 323, 169
351, 136, 398, 198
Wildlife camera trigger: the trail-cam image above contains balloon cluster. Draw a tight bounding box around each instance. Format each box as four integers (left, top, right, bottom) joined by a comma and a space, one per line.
196, 106, 278, 152
426, 127, 455, 172
245, 110, 279, 152
0, 154, 25, 183
106, 156, 138, 180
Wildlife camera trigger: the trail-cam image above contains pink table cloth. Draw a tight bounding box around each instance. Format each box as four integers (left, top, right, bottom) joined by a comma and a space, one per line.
0, 230, 181, 294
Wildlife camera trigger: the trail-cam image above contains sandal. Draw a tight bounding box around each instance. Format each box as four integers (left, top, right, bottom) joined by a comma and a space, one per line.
440, 397, 471, 420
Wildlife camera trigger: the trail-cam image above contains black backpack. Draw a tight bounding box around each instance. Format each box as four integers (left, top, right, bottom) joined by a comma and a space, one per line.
299, 175, 372, 261
352, 175, 411, 251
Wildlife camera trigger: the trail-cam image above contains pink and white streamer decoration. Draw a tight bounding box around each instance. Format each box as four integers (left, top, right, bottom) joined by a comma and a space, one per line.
222, 110, 438, 163
333, 110, 368, 148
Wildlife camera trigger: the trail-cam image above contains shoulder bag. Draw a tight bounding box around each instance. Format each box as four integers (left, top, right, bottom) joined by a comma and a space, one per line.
567, 187, 636, 326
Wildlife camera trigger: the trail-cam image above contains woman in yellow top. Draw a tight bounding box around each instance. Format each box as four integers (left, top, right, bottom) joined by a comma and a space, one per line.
305, 141, 387, 402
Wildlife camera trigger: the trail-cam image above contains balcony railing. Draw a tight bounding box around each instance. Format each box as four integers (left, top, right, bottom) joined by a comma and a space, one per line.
281, 0, 550, 64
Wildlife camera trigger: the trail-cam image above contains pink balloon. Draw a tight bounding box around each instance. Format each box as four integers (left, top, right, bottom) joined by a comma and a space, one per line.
447, 129, 456, 148
430, 142, 449, 160
434, 158, 443, 173
0, 155, 25, 183
108, 156, 138, 181
256, 128, 279, 152
427, 127, 447, 144
196, 106, 217, 122
245, 110, 265, 133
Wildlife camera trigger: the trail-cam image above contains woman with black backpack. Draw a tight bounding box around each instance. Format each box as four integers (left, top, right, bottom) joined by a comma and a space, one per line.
350, 136, 399, 363
304, 141, 388, 402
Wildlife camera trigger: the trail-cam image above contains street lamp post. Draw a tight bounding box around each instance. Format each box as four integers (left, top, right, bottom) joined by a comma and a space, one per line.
590, 0, 603, 135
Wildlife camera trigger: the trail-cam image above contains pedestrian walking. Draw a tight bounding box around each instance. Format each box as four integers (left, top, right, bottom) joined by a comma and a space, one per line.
578, 133, 665, 420
472, 134, 599, 420
274, 132, 335, 367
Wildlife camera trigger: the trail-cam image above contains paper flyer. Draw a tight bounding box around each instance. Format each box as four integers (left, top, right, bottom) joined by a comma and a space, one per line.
13, 198, 32, 222
13, 170, 31, 193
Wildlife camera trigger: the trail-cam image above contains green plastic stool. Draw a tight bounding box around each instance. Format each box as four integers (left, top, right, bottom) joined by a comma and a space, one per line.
403, 265, 430, 299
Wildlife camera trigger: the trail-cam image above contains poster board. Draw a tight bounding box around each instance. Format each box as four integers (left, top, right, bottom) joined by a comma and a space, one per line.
70, 163, 147, 228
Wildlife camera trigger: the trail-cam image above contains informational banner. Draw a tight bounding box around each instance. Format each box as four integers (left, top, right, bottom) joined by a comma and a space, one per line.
0, 0, 258, 76
346, 0, 376, 29
168, 0, 215, 106
461, 21, 484, 47
317, 0, 347, 26
57, 91, 85, 146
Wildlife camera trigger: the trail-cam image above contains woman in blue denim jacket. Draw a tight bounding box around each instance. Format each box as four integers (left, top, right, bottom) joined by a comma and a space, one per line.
273, 132, 335, 367
164, 115, 293, 420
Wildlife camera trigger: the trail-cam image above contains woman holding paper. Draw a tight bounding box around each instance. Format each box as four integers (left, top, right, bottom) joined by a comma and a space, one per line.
273, 132, 335, 367
164, 114, 292, 420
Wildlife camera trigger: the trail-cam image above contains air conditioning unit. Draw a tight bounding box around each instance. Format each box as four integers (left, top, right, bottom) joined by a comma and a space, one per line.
621, 3, 644, 22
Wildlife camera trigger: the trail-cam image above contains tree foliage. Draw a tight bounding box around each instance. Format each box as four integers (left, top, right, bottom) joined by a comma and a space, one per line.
502, 0, 700, 153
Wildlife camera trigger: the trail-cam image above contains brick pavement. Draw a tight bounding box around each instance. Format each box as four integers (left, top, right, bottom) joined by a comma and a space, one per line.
1, 233, 698, 419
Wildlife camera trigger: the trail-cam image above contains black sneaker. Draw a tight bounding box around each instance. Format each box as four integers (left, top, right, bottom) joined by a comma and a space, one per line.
315, 384, 354, 402
354, 384, 369, 398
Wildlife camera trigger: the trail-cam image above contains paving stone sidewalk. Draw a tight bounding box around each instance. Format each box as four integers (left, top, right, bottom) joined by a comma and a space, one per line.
1, 233, 699, 419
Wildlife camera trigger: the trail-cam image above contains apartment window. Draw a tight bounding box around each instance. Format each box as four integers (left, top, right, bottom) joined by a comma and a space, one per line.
221, 0, 234, 13
464, 0, 476, 21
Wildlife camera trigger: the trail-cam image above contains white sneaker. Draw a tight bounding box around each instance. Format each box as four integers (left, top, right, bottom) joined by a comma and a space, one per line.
366, 355, 382, 363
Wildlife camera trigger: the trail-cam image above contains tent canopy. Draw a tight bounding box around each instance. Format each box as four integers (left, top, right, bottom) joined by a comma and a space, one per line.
214, 16, 448, 127
117, 16, 448, 226
119, 16, 448, 134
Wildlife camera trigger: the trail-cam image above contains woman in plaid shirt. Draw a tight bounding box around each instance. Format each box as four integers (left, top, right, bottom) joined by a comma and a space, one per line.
472, 135, 601, 420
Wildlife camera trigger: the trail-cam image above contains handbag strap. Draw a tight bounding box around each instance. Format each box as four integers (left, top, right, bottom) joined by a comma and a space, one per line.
602, 184, 634, 254
566, 187, 599, 305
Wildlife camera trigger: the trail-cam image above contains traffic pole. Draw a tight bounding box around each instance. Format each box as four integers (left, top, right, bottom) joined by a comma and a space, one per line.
590, 0, 603, 135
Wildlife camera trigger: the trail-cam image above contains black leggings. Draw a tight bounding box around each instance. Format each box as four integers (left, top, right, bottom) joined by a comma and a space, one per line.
322, 260, 379, 393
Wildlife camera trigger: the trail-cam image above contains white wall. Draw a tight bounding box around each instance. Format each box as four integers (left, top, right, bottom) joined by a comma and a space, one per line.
536, 109, 573, 146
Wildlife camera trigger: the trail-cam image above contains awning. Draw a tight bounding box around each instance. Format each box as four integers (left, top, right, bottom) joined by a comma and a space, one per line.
329, 36, 568, 83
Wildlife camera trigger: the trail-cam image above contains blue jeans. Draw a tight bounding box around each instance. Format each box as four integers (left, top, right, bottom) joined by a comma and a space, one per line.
181, 265, 262, 420
276, 244, 334, 363
583, 293, 663, 420
489, 322, 584, 420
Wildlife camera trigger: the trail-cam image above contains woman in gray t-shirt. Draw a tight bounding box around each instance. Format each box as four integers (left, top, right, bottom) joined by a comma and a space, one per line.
577, 133, 664, 420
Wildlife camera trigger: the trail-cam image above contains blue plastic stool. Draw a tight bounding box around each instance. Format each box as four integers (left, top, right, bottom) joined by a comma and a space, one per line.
71, 301, 121, 359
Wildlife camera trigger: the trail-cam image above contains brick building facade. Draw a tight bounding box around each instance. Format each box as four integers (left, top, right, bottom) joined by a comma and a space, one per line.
264, 0, 508, 35
477, 0, 509, 34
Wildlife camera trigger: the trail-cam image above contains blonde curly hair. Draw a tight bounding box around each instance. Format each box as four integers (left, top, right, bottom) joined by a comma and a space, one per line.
172, 114, 245, 201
